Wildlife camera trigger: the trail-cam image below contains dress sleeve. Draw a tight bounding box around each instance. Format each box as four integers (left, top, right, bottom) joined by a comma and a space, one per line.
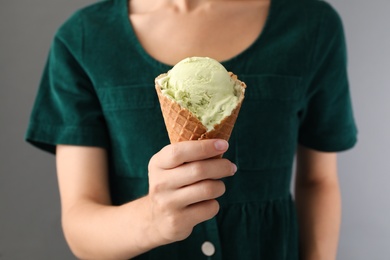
298, 3, 358, 152
25, 14, 109, 154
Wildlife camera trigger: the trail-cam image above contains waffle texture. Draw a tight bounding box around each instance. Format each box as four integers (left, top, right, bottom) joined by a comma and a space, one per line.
155, 72, 246, 144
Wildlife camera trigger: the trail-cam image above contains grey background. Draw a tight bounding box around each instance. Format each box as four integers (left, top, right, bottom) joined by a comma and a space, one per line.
0, 0, 389, 259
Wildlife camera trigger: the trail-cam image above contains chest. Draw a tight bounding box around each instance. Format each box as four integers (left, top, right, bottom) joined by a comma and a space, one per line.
129, 1, 270, 65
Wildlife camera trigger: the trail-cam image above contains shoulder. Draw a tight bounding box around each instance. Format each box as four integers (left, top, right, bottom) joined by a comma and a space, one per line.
287, 0, 340, 14
296, 0, 344, 27
55, 0, 119, 40
278, 0, 346, 43
274, 0, 340, 23
50, 0, 122, 57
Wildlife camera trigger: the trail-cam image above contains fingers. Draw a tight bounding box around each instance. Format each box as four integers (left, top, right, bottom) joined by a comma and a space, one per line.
149, 179, 226, 215
173, 179, 226, 206
185, 199, 220, 225
146, 139, 235, 243
150, 139, 229, 170
165, 158, 236, 189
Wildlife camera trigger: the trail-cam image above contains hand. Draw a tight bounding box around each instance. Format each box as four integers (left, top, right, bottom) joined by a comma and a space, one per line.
146, 139, 237, 245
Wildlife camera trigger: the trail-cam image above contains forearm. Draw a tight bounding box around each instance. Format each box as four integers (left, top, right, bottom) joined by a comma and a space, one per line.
295, 180, 341, 260
62, 196, 159, 260
56, 141, 232, 259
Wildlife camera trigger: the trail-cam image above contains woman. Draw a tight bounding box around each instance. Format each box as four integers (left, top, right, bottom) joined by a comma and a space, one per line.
26, 0, 357, 259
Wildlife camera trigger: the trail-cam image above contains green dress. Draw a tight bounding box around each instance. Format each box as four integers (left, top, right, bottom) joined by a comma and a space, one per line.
26, 0, 357, 259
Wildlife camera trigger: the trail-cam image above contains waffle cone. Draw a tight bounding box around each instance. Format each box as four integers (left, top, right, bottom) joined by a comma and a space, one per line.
155, 72, 246, 145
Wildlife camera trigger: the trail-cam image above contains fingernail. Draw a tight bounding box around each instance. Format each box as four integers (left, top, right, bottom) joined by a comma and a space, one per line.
214, 140, 228, 151
232, 163, 237, 174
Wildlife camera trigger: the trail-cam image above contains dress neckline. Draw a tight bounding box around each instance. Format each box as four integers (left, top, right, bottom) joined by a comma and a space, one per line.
120, 0, 276, 70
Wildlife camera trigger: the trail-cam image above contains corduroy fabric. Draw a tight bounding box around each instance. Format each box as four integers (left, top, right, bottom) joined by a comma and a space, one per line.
26, 0, 357, 259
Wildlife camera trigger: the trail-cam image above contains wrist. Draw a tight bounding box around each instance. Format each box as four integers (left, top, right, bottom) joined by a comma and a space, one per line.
125, 196, 167, 253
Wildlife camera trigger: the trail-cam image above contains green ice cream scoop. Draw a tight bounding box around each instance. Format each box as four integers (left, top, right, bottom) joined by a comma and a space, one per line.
157, 57, 243, 131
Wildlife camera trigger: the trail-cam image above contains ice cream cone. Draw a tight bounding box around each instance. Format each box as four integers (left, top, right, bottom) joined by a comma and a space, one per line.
155, 72, 246, 144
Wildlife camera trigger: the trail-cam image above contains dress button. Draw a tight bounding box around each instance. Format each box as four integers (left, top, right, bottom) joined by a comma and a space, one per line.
201, 241, 215, 256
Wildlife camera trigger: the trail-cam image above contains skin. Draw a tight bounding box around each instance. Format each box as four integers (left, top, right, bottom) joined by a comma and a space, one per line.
129, 0, 270, 65
57, 140, 236, 259
295, 145, 341, 260
55, 0, 341, 259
